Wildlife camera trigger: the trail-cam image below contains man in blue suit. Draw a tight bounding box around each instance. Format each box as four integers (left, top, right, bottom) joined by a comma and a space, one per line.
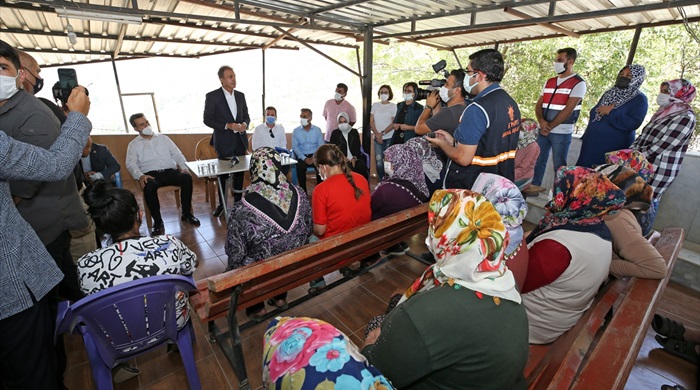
80, 136, 121, 185
203, 65, 250, 217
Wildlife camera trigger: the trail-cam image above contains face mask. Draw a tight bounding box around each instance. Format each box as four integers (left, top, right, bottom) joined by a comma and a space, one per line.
0, 74, 20, 101
553, 61, 567, 74
615, 76, 631, 89
463, 73, 478, 95
31, 77, 44, 94
300, 118, 309, 127
439, 86, 452, 103
403, 93, 414, 101
338, 123, 351, 133
380, 93, 389, 102
265, 115, 276, 125
383, 161, 394, 177
656, 93, 673, 107
334, 92, 344, 101
141, 126, 154, 136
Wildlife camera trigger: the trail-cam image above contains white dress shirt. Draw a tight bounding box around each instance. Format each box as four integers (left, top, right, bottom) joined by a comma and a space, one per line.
223, 87, 238, 124
252, 123, 287, 151
126, 133, 189, 179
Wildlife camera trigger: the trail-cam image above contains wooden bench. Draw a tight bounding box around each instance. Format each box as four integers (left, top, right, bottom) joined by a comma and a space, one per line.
190, 203, 429, 390
524, 227, 684, 389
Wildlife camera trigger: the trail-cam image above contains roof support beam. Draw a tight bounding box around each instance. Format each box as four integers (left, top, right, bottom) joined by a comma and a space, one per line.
230, 0, 366, 28
361, 25, 373, 163
503, 7, 580, 38
309, 0, 375, 15
627, 26, 643, 65
273, 27, 360, 77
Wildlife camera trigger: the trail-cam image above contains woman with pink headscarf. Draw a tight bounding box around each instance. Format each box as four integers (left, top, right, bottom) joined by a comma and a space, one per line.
631, 79, 696, 205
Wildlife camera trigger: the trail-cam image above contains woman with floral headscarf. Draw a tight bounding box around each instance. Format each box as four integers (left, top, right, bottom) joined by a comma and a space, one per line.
515, 118, 541, 192
263, 316, 394, 389
595, 163, 666, 279
225, 147, 313, 321
631, 79, 696, 208
577, 64, 648, 167
523, 167, 625, 344
362, 189, 529, 389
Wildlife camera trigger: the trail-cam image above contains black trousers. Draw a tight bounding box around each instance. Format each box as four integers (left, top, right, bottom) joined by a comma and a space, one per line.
143, 169, 194, 225
295, 155, 321, 193
246, 293, 287, 315
0, 296, 60, 390
218, 172, 244, 204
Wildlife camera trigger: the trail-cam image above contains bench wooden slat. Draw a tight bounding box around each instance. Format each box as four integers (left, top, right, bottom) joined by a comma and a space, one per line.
572, 227, 684, 389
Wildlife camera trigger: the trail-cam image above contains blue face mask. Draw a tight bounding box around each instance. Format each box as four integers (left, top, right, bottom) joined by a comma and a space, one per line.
265, 115, 276, 125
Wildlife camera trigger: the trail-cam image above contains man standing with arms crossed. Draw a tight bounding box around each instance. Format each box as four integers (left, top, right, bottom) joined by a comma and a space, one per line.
204, 66, 250, 217
530, 48, 587, 193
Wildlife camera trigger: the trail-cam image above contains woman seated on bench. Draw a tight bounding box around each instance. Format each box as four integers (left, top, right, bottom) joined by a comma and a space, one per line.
522, 167, 625, 344
309, 144, 371, 293
472, 173, 529, 291
329, 112, 368, 178
225, 147, 313, 321
362, 189, 528, 389
595, 163, 667, 279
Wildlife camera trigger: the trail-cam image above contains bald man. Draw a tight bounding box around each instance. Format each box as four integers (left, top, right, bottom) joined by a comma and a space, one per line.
18, 50, 67, 123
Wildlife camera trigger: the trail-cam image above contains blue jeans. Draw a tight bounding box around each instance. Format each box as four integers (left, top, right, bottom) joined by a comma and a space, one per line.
533, 133, 572, 186
374, 138, 392, 181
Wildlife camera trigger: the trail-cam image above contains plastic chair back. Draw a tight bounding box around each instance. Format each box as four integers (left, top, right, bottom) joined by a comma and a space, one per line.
56, 275, 201, 389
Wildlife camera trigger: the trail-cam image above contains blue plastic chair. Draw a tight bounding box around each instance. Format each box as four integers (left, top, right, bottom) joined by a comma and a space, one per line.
55, 275, 201, 390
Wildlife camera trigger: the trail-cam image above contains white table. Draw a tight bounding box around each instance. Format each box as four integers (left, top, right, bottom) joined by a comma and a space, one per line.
185, 154, 297, 221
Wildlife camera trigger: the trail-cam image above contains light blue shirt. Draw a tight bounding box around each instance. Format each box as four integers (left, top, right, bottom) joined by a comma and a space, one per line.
292, 124, 324, 159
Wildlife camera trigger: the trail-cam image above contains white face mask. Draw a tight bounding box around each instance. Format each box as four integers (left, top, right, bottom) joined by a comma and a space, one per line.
334, 92, 344, 101
463, 73, 478, 95
319, 165, 327, 181
438, 86, 452, 103
380, 93, 389, 102
383, 161, 394, 177
553, 61, 567, 74
300, 118, 309, 127
338, 123, 351, 133
141, 126, 154, 136
656, 93, 673, 107
0, 73, 20, 101
403, 93, 414, 102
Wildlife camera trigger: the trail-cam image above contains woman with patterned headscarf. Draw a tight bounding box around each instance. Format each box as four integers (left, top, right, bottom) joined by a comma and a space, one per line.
595, 163, 667, 279
631, 79, 697, 207
225, 147, 313, 321
523, 166, 625, 344
515, 118, 541, 192
577, 64, 648, 167
362, 189, 529, 389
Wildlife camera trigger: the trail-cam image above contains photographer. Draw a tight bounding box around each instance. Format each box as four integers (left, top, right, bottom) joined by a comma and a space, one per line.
414, 69, 468, 140
426, 49, 521, 190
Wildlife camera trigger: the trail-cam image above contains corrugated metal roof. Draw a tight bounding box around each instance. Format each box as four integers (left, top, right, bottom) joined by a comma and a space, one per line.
1, 0, 699, 66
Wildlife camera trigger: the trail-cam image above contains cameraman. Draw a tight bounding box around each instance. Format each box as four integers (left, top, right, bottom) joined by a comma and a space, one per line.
414, 69, 467, 139
426, 49, 521, 190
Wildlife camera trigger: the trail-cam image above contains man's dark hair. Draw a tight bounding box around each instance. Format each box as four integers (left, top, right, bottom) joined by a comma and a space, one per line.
129, 113, 145, 128
336, 83, 348, 94
450, 69, 467, 98
217, 65, 233, 79
301, 108, 313, 117
265, 106, 277, 116
468, 49, 505, 82
0, 40, 21, 73
557, 48, 577, 62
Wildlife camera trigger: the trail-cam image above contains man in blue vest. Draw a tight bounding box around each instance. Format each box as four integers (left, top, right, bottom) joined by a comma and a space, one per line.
530, 48, 587, 193
426, 49, 521, 190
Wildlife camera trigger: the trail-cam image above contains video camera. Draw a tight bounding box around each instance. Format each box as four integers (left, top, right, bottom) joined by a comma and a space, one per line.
415, 59, 449, 101
52, 68, 88, 107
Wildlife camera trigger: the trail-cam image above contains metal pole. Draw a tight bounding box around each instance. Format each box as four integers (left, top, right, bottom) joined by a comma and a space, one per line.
151, 93, 162, 133
451, 48, 463, 69
362, 25, 373, 160
262, 48, 266, 115
110, 54, 130, 133
627, 26, 643, 65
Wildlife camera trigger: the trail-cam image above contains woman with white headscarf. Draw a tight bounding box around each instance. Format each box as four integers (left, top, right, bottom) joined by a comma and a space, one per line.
577, 64, 648, 167
330, 111, 368, 178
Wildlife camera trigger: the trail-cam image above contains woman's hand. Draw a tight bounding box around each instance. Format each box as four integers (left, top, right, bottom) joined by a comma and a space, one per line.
595, 104, 615, 116
363, 327, 381, 348
375, 133, 384, 144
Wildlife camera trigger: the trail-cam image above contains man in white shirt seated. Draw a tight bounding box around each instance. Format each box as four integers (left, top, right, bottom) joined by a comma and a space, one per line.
252, 106, 287, 151
126, 113, 200, 236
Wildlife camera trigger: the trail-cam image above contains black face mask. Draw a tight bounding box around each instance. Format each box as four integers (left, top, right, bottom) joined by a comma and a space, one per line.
31, 77, 44, 94
615, 76, 631, 89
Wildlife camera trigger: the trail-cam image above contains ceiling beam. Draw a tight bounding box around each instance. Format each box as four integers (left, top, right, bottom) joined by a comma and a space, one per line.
503, 7, 580, 38
223, 0, 366, 28
273, 26, 360, 77
309, 0, 376, 15
375, 0, 700, 39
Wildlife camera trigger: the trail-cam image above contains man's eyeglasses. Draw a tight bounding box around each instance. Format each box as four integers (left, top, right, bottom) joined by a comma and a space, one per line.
465, 69, 480, 76
269, 129, 275, 138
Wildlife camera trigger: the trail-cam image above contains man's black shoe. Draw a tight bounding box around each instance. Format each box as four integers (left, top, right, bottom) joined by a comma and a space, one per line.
151, 223, 165, 236
181, 214, 201, 226
212, 205, 224, 217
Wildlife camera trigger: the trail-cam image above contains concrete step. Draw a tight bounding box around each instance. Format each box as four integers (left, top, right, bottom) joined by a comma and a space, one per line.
524, 193, 700, 293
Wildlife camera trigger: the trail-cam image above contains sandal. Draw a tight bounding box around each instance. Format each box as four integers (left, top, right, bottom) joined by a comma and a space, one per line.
652, 314, 686, 341
655, 335, 699, 365
247, 308, 267, 323
660, 385, 687, 390
267, 298, 289, 310
308, 286, 326, 296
